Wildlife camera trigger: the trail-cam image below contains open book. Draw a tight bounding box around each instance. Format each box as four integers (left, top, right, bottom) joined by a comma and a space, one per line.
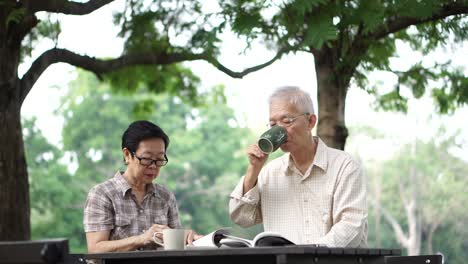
192, 228, 295, 248
219, 231, 295, 247
191, 227, 231, 248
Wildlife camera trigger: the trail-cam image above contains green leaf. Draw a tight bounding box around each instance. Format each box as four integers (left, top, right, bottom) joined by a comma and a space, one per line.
394, 0, 442, 19
355, 0, 385, 33
104, 63, 202, 106
375, 89, 408, 113
303, 14, 338, 49
6, 7, 26, 26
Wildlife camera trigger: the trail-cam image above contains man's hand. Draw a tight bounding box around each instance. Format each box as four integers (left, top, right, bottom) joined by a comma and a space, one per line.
247, 144, 269, 169
243, 144, 268, 194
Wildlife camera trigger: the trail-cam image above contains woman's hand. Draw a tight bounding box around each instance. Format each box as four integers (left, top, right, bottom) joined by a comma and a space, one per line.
141, 224, 169, 245
186, 229, 204, 245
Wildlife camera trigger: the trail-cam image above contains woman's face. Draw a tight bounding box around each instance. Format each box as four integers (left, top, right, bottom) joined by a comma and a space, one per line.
124, 137, 166, 185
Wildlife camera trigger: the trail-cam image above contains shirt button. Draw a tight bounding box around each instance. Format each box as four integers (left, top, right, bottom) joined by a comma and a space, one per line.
322, 214, 328, 221
139, 209, 144, 213
303, 199, 308, 203
305, 219, 309, 224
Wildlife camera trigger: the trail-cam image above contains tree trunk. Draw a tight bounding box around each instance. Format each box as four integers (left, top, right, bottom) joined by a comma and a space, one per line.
0, 22, 30, 240
406, 143, 421, 256
425, 220, 439, 254
372, 165, 382, 247
0, 102, 30, 241
314, 51, 348, 150
405, 198, 421, 255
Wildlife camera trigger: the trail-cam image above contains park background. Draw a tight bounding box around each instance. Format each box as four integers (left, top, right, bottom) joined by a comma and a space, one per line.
2, 0, 466, 263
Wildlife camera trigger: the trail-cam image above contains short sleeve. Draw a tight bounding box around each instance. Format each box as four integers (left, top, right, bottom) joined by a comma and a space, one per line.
83, 186, 115, 232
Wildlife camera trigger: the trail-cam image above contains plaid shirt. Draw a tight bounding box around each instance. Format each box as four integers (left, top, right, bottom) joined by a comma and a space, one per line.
230, 137, 368, 247
84, 171, 181, 245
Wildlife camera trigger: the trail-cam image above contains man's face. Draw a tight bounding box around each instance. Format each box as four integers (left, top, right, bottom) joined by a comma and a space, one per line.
269, 100, 315, 153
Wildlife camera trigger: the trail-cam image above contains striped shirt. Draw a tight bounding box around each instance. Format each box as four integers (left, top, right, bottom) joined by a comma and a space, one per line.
84, 171, 181, 247
229, 137, 368, 247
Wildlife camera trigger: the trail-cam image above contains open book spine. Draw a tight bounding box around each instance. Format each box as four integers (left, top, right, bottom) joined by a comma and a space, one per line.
213, 232, 228, 247
219, 235, 254, 247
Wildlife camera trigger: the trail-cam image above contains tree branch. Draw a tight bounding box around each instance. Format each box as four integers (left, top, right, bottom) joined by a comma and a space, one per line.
19, 48, 286, 104
407, 153, 422, 255
426, 220, 440, 254
369, 199, 409, 248
370, 2, 468, 40
11, 13, 38, 45
206, 47, 286, 78
398, 182, 408, 206
24, 0, 115, 15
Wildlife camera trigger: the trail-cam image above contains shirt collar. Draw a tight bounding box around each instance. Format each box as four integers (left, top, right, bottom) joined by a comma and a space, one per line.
283, 136, 329, 175
313, 137, 328, 171
114, 171, 156, 197
114, 171, 132, 197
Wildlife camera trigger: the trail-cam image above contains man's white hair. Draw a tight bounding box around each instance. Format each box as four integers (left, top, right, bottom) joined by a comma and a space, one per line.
268, 86, 315, 114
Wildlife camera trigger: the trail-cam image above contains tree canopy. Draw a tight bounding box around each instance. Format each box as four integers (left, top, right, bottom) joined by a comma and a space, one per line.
220, 0, 468, 148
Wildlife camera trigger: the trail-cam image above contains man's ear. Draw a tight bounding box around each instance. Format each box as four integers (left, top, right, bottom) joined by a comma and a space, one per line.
308, 114, 317, 130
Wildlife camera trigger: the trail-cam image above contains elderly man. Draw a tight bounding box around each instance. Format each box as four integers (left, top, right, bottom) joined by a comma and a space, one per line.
229, 86, 367, 247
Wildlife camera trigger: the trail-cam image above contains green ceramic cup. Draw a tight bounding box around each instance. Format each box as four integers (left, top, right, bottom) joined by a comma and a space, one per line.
258, 126, 288, 154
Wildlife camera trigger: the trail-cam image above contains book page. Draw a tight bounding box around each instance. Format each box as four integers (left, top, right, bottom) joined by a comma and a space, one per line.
219, 237, 253, 248
252, 231, 295, 247
222, 234, 254, 247
192, 228, 231, 247
192, 231, 218, 247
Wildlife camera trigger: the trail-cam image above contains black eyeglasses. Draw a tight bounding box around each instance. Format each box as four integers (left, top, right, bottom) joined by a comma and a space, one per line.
132, 152, 168, 167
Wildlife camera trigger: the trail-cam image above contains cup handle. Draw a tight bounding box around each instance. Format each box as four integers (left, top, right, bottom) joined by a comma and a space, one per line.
152, 231, 164, 246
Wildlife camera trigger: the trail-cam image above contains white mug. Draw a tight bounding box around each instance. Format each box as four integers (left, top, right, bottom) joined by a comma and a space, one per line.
153, 229, 188, 250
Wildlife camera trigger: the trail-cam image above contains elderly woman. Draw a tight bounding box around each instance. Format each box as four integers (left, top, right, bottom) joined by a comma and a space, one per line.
84, 120, 201, 253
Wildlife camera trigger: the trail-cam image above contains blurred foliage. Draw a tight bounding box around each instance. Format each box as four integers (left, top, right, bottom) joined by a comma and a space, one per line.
348, 125, 468, 263
24, 118, 85, 251
104, 64, 204, 106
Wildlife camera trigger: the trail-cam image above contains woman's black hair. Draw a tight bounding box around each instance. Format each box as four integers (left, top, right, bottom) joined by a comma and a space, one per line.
121, 120, 170, 158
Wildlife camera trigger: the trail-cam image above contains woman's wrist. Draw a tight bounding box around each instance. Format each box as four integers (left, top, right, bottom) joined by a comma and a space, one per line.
136, 233, 147, 248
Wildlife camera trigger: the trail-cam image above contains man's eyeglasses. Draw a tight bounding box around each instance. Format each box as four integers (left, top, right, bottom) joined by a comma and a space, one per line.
132, 152, 168, 167
267, 113, 309, 128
